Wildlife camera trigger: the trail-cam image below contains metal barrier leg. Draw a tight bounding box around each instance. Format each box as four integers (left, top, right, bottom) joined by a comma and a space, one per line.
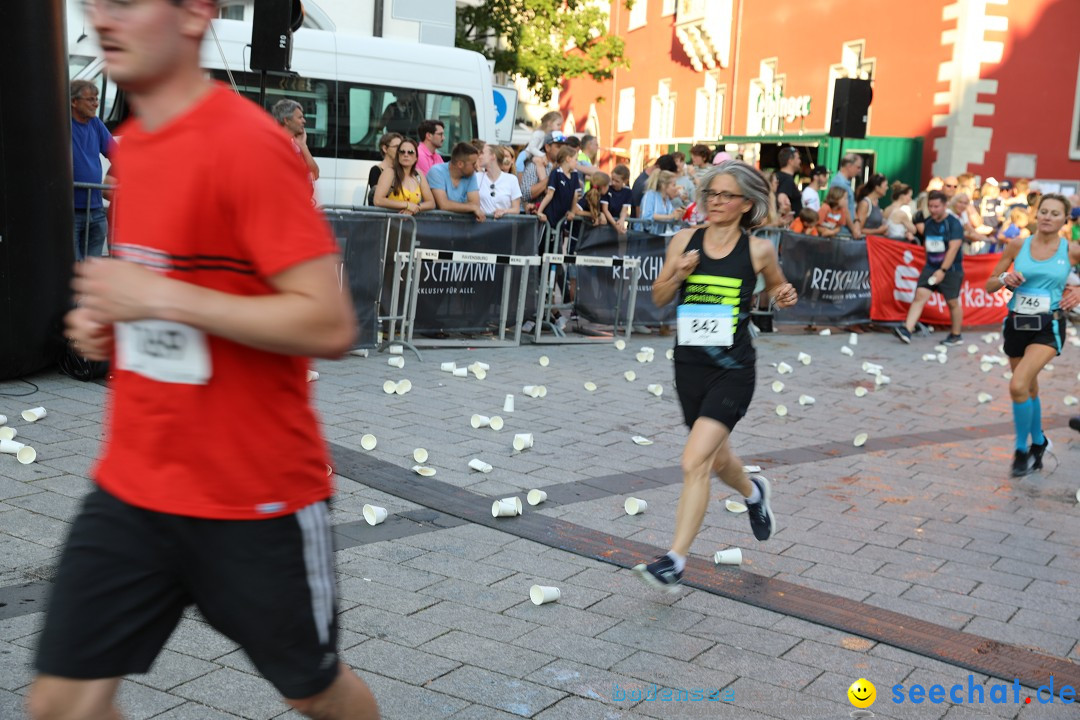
497, 264, 512, 342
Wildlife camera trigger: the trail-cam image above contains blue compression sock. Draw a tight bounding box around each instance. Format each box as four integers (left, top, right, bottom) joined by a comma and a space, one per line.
1030, 397, 1045, 446
1012, 399, 1032, 451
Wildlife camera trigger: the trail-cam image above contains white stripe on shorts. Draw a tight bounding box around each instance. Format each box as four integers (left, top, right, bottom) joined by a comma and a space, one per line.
296, 501, 335, 646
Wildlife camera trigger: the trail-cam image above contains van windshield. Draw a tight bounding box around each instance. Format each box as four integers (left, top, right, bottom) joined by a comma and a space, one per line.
344, 84, 477, 161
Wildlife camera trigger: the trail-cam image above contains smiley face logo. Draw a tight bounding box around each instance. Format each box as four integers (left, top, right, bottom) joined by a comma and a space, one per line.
848, 678, 876, 708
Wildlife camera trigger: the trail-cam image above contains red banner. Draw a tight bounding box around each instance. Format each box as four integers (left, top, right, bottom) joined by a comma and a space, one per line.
866, 235, 1010, 326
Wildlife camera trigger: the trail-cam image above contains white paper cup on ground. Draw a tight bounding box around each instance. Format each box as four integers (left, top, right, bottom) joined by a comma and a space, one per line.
584, 381, 597, 392
388, 356, 405, 368
468, 363, 487, 379
921, 353, 937, 361
743, 465, 762, 473
388, 345, 403, 355
513, 433, 535, 451
413, 448, 429, 463
798, 395, 815, 406
471, 414, 491, 429
16, 446, 36, 464
22, 407, 46, 422
307, 370, 320, 382
855, 387, 868, 397
647, 384, 663, 397
539, 355, 550, 367
934, 344, 948, 353
492, 497, 520, 517
1, 439, 26, 455
440, 361, 456, 373
636, 351, 649, 363
468, 458, 493, 473
875, 375, 890, 386
1065, 395, 1079, 407
624, 497, 648, 515
537, 386, 548, 398
967, 345, 978, 354
937, 354, 948, 364
0, 427, 16, 441
848, 333, 858, 346
382, 380, 397, 394
777, 362, 793, 374
841, 346, 855, 357
527, 489, 547, 505
453, 367, 468, 377
853, 433, 869, 447
0, 415, 6, 425
614, 339, 626, 350
631, 435, 653, 445
348, 348, 369, 358
489, 415, 505, 431
714, 548, 743, 565
797, 352, 812, 365
624, 370, 636, 382
771, 381, 784, 393
503, 394, 515, 413
530, 585, 561, 605
725, 499, 748, 514
775, 405, 788, 417
819, 329, 831, 336
977, 392, 992, 404
1003, 371, 1013, 379
395, 379, 412, 395
473, 361, 491, 371
360, 434, 377, 451
412, 465, 436, 477
363, 504, 388, 526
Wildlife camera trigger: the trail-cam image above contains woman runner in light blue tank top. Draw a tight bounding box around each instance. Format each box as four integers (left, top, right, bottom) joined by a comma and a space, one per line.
986, 194, 1080, 477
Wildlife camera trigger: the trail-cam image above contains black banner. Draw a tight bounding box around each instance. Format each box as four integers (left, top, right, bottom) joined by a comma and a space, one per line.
775, 232, 871, 325
324, 211, 389, 348
574, 225, 676, 325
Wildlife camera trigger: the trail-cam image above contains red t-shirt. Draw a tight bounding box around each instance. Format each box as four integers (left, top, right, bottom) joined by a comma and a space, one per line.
97, 84, 338, 519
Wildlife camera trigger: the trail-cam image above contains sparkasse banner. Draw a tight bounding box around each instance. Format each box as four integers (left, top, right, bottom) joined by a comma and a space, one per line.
866, 235, 1009, 326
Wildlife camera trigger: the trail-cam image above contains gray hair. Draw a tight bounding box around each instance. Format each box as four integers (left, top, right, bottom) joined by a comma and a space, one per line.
271, 98, 302, 126
70, 79, 97, 101
696, 161, 771, 230
839, 152, 861, 167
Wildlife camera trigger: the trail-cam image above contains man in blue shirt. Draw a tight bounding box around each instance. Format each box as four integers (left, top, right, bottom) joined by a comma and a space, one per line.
895, 190, 966, 345
70, 80, 116, 260
427, 142, 484, 221
828, 152, 863, 237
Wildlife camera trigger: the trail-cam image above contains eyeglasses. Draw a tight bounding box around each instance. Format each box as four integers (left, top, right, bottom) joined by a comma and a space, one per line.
944, 184, 958, 188
76, 95, 100, 103
398, 149, 417, 156
702, 190, 745, 204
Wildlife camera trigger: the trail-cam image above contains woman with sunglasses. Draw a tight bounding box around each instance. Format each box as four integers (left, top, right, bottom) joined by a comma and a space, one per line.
372, 138, 434, 215
634, 161, 797, 593
366, 131, 403, 205
476, 143, 521, 219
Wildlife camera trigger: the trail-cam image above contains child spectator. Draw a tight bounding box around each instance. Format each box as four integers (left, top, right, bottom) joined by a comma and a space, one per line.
576, 172, 611, 226
790, 207, 820, 236
818, 187, 851, 238
602, 164, 634, 232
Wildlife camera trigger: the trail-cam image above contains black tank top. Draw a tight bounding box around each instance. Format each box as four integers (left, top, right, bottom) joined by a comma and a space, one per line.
672, 227, 757, 369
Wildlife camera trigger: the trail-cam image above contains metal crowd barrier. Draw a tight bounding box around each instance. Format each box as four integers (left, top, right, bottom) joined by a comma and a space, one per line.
405, 247, 540, 348
533, 250, 639, 344
73, 181, 114, 260
750, 227, 784, 329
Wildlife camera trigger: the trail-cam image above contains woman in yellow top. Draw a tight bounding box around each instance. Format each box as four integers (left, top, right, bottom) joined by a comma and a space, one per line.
373, 138, 434, 215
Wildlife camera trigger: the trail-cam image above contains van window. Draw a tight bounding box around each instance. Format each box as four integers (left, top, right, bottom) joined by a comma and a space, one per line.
209, 70, 334, 157
341, 83, 477, 161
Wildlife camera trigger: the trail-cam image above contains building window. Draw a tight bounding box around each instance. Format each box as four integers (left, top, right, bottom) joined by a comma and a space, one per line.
650, 80, 676, 139
661, 0, 676, 16
618, 87, 636, 132
1071, 57, 1080, 160
217, 3, 243, 20
628, 0, 648, 30
694, 71, 724, 139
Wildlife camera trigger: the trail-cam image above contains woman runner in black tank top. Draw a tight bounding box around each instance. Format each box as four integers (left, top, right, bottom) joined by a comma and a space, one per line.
633, 161, 798, 593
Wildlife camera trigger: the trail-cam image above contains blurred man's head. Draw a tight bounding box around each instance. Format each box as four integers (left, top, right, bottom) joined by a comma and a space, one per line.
943, 176, 959, 198
928, 190, 948, 220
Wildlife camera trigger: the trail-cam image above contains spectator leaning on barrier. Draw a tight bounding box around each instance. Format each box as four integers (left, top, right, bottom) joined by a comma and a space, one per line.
801, 166, 828, 212
536, 145, 584, 227
602, 164, 634, 232
372, 137, 434, 215
575, 171, 610, 226
367, 132, 403, 205
672, 152, 697, 212
775, 146, 802, 215
855, 173, 888, 237
638, 170, 683, 235
689, 143, 712, 184
818, 187, 852, 238
883, 182, 917, 242
476, 143, 522, 218
790, 208, 820, 236
576, 134, 600, 190
520, 131, 564, 211
829, 152, 863, 236
70, 79, 117, 260
427, 142, 484, 221
415, 119, 445, 175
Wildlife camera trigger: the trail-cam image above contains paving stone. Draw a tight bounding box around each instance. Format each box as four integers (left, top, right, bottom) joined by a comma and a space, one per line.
132, 648, 219, 692
172, 667, 285, 720
586, 594, 705, 632
596, 619, 714, 662
409, 601, 538, 643
342, 638, 460, 685
448, 704, 528, 720
361, 671, 470, 720
503, 599, 621, 638
151, 701, 249, 719
420, 630, 555, 678
337, 575, 441, 615
427, 665, 566, 717
405, 552, 516, 585
113, 678, 187, 719
532, 696, 638, 720
418, 578, 526, 613
0, 639, 33, 691
337, 605, 451, 648
162, 619, 240, 661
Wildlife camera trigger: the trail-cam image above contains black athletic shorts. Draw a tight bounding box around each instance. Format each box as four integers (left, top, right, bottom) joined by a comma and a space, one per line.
916, 266, 964, 300
35, 488, 339, 699
674, 361, 756, 431
1002, 312, 1066, 357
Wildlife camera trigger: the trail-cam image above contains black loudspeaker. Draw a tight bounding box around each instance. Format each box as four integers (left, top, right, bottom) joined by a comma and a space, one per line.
250, 0, 304, 72
829, 78, 873, 138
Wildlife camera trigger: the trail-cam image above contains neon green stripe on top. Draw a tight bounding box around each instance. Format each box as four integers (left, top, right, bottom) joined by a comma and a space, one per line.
686, 274, 742, 288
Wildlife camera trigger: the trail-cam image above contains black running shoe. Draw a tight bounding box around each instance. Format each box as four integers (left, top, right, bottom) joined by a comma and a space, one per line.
1030, 437, 1051, 471
943, 333, 964, 346
633, 555, 683, 593
1070, 416, 1080, 433
1010, 449, 1032, 478
746, 475, 776, 541
894, 326, 912, 344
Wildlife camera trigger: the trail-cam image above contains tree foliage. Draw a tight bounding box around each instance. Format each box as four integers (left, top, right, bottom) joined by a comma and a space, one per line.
456, 0, 631, 102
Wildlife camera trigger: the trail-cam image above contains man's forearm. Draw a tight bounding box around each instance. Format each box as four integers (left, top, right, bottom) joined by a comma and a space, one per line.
940, 241, 962, 270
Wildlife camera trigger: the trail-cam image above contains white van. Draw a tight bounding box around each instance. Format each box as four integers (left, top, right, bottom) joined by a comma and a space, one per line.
70, 18, 496, 207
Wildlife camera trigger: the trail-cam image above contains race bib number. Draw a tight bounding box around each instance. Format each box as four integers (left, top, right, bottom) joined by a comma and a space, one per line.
925, 236, 946, 254
115, 320, 212, 385
677, 304, 734, 347
1014, 290, 1050, 315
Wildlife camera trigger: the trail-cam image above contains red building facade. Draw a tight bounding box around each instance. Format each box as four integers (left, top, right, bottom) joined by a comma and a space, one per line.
560, 0, 1079, 190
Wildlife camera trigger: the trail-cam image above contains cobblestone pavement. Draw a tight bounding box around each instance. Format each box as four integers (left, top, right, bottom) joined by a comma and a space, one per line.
2, 327, 1079, 719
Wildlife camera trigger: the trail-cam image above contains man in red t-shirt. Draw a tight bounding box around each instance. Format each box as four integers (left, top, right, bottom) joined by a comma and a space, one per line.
28, 3, 379, 719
